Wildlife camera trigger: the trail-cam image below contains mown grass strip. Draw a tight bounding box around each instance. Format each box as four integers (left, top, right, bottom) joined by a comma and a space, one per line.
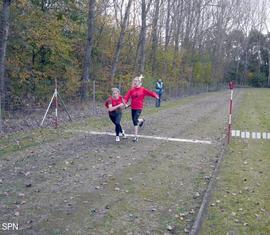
201, 89, 270, 235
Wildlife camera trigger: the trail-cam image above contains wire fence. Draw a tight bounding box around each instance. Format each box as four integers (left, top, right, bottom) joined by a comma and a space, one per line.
0, 80, 226, 135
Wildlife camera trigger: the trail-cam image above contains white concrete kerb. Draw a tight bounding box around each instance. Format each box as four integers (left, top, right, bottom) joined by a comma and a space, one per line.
232, 130, 270, 140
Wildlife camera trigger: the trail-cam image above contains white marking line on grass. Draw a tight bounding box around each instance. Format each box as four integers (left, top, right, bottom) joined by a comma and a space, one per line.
232, 130, 270, 140
67, 129, 212, 145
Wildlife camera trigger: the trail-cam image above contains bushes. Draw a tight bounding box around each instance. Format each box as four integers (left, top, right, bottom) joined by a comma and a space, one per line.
248, 73, 268, 87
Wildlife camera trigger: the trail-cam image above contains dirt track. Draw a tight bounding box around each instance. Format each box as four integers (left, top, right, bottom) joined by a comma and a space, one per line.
0, 90, 243, 235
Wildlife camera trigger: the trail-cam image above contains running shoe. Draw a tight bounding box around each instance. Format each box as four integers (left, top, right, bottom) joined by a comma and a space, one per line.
116, 136, 120, 142
121, 130, 127, 139
132, 137, 138, 142
139, 118, 145, 127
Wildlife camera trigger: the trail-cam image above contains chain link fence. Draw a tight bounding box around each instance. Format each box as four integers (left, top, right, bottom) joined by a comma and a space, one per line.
0, 80, 226, 135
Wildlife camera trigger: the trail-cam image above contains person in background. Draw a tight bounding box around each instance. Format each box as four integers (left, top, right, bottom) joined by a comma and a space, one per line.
105, 88, 126, 142
124, 75, 159, 142
155, 78, 164, 107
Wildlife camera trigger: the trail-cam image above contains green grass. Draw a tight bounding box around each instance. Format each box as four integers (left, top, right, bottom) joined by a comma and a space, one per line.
201, 89, 270, 235
0, 91, 215, 157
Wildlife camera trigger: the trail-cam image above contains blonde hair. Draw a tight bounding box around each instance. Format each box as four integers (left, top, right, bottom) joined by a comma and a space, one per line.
132, 74, 144, 87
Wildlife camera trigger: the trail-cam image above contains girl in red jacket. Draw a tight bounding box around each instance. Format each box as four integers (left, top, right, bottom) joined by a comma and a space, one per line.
105, 88, 126, 142
124, 75, 159, 142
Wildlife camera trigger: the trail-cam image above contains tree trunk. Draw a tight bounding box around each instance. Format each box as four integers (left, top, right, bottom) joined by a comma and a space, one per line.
151, 0, 160, 77
190, 0, 202, 83
164, 0, 171, 50
136, 0, 152, 74
236, 58, 240, 83
137, 0, 147, 74
211, 2, 226, 83
163, 0, 171, 76
81, 0, 95, 101
0, 0, 11, 131
111, 0, 132, 80
243, 50, 248, 85
183, 0, 192, 48
173, 0, 182, 71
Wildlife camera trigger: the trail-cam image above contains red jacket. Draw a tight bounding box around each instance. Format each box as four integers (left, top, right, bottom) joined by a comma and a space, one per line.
105, 96, 123, 113
124, 86, 158, 110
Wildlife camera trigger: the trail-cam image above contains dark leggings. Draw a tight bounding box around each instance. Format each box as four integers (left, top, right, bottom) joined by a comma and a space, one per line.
131, 109, 142, 126
109, 112, 123, 136
156, 93, 162, 107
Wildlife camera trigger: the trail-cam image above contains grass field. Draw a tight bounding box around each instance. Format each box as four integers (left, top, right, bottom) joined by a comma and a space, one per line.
201, 89, 270, 235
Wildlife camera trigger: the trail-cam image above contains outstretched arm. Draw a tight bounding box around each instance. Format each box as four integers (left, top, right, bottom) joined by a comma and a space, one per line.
143, 87, 159, 99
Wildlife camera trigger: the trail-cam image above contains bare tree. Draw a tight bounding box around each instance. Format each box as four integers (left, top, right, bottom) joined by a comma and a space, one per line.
136, 0, 152, 74
0, 0, 12, 131
164, 0, 172, 49
81, 0, 96, 101
162, 0, 172, 76
172, 0, 183, 70
111, 0, 132, 80
150, 0, 160, 76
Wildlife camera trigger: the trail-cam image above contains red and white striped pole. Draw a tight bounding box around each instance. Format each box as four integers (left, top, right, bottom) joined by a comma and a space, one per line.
227, 81, 234, 144
55, 79, 58, 129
